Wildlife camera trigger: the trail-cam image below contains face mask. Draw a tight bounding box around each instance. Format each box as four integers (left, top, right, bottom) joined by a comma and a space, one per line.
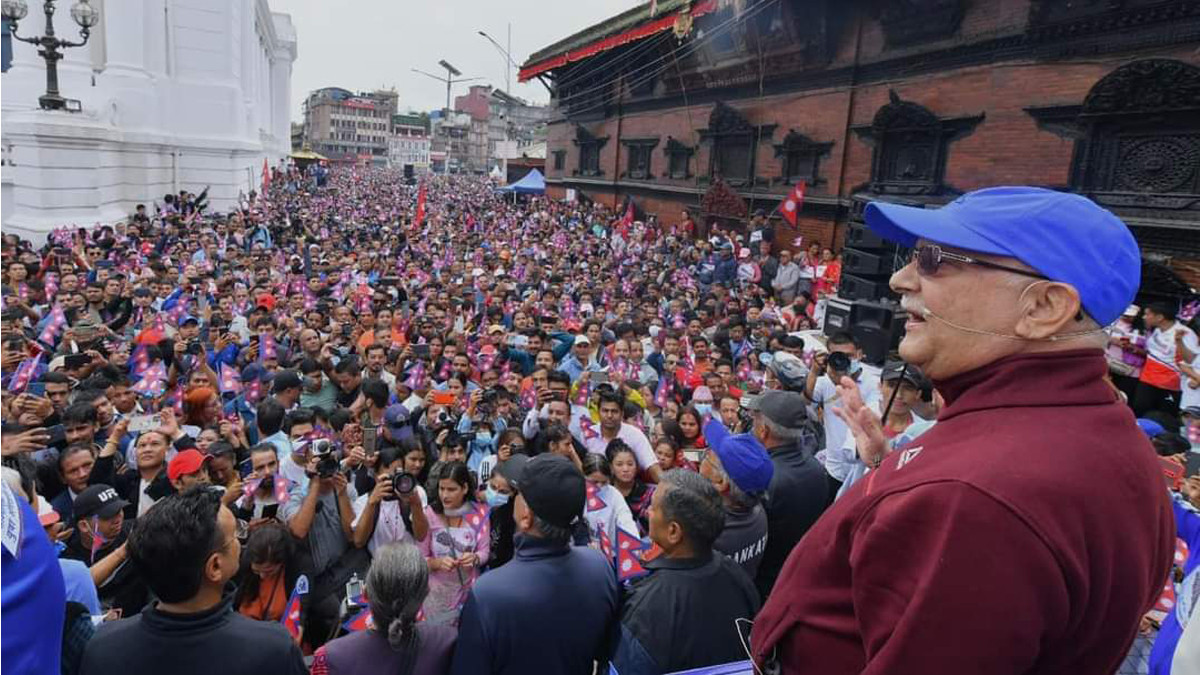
695, 403, 712, 417
485, 486, 509, 508
476, 430, 493, 445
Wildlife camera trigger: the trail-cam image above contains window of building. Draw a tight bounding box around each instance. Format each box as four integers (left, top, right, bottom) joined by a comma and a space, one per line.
623, 139, 659, 180
663, 137, 695, 180
553, 150, 566, 171
699, 102, 774, 187
774, 130, 833, 185
573, 126, 608, 177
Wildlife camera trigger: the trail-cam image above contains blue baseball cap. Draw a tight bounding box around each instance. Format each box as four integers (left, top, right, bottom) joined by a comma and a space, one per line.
1136, 418, 1165, 439
864, 187, 1140, 326
703, 419, 774, 495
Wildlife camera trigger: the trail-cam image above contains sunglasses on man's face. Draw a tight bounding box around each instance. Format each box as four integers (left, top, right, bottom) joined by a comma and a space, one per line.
910, 244, 1047, 281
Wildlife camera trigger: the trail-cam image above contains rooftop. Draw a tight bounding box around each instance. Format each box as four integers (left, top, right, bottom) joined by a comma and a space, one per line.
523, 0, 689, 67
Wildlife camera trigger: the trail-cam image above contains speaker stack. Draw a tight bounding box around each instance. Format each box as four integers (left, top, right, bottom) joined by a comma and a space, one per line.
822, 199, 913, 365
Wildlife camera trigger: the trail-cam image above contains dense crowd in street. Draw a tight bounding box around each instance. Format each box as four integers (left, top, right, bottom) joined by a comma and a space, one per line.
2, 165, 1198, 675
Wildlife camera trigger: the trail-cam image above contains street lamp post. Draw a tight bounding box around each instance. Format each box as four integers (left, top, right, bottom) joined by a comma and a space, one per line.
2, 0, 101, 111
412, 60, 480, 175
478, 27, 521, 177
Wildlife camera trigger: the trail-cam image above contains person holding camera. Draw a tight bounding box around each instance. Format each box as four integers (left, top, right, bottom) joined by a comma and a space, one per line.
353, 443, 429, 555
805, 332, 881, 482
279, 437, 369, 647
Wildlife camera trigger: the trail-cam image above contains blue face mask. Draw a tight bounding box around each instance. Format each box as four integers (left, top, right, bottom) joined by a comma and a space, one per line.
695, 403, 712, 417
485, 486, 509, 508
476, 430, 493, 445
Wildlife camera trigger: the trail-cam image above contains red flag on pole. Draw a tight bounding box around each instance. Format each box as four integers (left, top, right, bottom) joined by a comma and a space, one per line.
261, 158, 270, 194
415, 182, 427, 226
780, 180, 807, 226
280, 574, 309, 641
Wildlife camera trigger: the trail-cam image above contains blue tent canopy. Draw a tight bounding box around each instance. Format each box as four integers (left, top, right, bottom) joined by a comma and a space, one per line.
497, 168, 545, 194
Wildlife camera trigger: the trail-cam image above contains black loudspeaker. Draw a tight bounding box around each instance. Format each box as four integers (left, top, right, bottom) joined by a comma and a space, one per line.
842, 248, 894, 276
404, 164, 415, 185
845, 223, 891, 250
822, 297, 853, 334
849, 301, 907, 365
839, 273, 896, 302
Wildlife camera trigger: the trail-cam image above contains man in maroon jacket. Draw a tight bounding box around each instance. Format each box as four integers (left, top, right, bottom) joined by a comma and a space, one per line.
751, 187, 1175, 674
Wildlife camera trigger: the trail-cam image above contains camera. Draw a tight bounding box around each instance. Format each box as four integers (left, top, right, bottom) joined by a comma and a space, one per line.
384, 470, 418, 500
311, 439, 340, 479
341, 323, 353, 337
827, 351, 851, 373
186, 339, 203, 355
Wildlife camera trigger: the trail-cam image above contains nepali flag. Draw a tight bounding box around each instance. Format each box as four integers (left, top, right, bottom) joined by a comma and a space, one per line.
7, 355, 44, 393
415, 182, 427, 226
616, 527, 649, 582
463, 503, 490, 546
597, 524, 614, 561
342, 608, 373, 632
403, 361, 427, 390
129, 344, 151, 376
36, 305, 68, 349
520, 385, 537, 411
166, 298, 189, 326
219, 363, 242, 395
736, 358, 752, 383
586, 481, 607, 512
437, 360, 453, 382
654, 376, 674, 408
280, 574, 309, 642
259, 334, 278, 363
611, 358, 631, 382
89, 515, 108, 564
780, 180, 806, 226
131, 363, 168, 397
43, 274, 59, 301
579, 415, 600, 442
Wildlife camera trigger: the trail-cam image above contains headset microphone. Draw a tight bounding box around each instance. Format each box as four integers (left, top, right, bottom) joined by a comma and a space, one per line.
917, 306, 1105, 343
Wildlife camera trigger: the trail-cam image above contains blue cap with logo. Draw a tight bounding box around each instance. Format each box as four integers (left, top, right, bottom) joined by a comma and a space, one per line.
703, 419, 774, 495
864, 186, 1140, 326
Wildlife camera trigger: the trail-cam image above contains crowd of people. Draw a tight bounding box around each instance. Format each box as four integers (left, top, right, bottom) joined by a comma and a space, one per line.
1, 165, 1197, 675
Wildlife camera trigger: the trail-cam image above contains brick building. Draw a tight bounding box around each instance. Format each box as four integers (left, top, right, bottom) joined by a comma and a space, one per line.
521, 0, 1200, 288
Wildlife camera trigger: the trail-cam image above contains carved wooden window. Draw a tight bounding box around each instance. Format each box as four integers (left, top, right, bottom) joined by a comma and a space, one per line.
852, 90, 983, 196
623, 139, 658, 180
699, 102, 775, 188
664, 137, 695, 179
553, 151, 565, 171
572, 125, 608, 177
774, 130, 834, 185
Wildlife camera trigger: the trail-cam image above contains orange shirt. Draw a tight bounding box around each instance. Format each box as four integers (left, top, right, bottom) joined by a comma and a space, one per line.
237, 570, 287, 622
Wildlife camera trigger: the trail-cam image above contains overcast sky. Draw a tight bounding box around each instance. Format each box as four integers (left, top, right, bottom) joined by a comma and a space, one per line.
272, 0, 640, 121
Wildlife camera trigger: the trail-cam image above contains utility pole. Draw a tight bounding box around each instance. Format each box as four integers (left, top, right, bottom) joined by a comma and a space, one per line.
412, 61, 479, 174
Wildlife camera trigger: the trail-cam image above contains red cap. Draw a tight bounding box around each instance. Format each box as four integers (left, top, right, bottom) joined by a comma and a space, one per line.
168, 449, 211, 483
256, 293, 277, 311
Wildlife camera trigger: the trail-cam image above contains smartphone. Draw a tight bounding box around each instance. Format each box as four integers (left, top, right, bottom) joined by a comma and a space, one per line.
25, 382, 46, 397
589, 371, 610, 384
239, 457, 254, 479
261, 503, 279, 520
64, 353, 90, 370
740, 394, 760, 409
128, 413, 162, 433
431, 391, 456, 406
362, 425, 378, 456
45, 424, 66, 445
412, 344, 431, 359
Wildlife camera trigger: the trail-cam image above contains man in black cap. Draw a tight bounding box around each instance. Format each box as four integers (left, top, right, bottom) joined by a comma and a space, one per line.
452, 454, 619, 675
270, 369, 303, 411
750, 390, 828, 599
62, 484, 148, 616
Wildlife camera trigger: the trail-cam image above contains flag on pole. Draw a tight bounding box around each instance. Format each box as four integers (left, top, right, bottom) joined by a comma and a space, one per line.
342, 608, 373, 632
780, 180, 807, 226
218, 363, 242, 395
36, 305, 67, 349
261, 158, 270, 195
280, 574, 309, 641
415, 182, 427, 226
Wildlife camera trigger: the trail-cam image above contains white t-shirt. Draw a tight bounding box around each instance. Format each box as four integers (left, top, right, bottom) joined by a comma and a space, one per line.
351, 492, 426, 556
812, 372, 881, 474
582, 482, 639, 553
583, 422, 657, 471
1146, 323, 1199, 374
1182, 353, 1200, 412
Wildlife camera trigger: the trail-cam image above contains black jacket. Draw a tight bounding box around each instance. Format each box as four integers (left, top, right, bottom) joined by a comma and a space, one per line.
79, 595, 306, 675
90, 436, 194, 520
62, 521, 149, 616
617, 550, 761, 674
755, 437, 829, 599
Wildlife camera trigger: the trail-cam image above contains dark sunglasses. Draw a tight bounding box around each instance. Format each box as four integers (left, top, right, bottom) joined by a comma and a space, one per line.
911, 244, 1047, 280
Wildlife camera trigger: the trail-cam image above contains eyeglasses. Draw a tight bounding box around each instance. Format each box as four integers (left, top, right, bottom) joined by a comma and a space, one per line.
911, 244, 1047, 280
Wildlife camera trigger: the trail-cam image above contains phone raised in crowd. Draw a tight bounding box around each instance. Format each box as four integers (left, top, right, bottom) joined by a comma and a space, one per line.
1186, 454, 1200, 479
412, 344, 431, 359
25, 382, 46, 397
128, 413, 163, 433
431, 391, 456, 407
45, 424, 66, 445
362, 425, 378, 456
63, 353, 90, 370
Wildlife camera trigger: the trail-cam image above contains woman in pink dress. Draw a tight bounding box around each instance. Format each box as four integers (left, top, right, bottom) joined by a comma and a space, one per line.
418, 461, 489, 626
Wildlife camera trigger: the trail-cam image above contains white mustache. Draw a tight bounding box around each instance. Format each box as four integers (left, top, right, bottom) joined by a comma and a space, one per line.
900, 298, 929, 319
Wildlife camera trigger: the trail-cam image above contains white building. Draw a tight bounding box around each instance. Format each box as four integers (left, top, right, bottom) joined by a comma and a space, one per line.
1, 0, 297, 241
387, 112, 430, 173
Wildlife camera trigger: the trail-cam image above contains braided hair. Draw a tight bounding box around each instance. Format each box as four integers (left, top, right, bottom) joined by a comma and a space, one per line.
366, 543, 429, 674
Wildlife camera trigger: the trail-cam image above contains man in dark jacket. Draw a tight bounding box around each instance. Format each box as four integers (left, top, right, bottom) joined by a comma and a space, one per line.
751, 390, 828, 598
62, 484, 148, 616
452, 454, 618, 675
615, 469, 760, 674
80, 488, 306, 675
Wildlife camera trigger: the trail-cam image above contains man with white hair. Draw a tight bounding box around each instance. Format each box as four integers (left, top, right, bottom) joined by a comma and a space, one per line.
752, 187, 1174, 674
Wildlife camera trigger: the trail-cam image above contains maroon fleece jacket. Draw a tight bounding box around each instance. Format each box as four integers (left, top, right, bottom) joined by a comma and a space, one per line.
751, 349, 1174, 675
